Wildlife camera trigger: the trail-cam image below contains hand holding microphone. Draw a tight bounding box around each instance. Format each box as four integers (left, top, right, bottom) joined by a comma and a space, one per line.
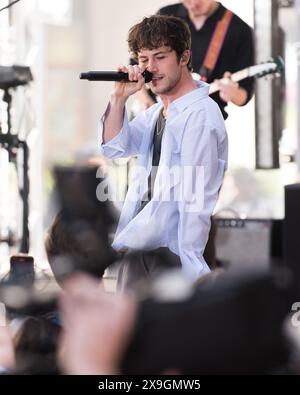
80, 68, 153, 83
80, 65, 152, 99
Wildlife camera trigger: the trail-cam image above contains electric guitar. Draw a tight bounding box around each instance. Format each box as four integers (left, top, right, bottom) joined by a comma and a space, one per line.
192, 56, 284, 95
130, 56, 284, 118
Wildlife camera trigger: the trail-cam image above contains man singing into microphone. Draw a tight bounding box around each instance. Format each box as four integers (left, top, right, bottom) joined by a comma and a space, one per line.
99, 15, 228, 288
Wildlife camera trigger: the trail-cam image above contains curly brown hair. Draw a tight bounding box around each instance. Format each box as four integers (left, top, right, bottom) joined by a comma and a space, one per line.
128, 15, 192, 71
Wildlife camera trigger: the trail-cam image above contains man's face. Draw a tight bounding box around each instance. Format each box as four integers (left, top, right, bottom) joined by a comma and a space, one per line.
138, 46, 183, 96
182, 0, 215, 18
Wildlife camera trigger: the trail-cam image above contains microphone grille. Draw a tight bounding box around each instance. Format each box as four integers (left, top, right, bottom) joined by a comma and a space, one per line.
143, 70, 153, 83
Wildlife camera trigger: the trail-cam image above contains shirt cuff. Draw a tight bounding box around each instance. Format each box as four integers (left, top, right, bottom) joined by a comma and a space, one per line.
98, 105, 129, 158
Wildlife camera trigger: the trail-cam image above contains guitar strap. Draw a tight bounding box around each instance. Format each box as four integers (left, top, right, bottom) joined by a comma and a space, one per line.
199, 9, 233, 82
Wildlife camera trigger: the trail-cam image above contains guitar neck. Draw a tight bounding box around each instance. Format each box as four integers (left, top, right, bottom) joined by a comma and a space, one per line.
231, 68, 250, 83
209, 67, 250, 95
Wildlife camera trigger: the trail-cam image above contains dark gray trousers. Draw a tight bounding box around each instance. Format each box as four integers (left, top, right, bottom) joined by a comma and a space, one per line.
117, 247, 181, 292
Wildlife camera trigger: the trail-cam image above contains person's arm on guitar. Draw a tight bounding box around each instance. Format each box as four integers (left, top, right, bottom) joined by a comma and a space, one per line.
215, 72, 248, 106
216, 20, 254, 107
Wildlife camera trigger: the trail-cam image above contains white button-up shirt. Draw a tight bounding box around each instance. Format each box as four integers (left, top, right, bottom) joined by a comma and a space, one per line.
99, 81, 228, 281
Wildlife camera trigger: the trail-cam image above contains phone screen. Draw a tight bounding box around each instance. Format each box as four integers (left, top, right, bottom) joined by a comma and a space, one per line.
9, 255, 35, 286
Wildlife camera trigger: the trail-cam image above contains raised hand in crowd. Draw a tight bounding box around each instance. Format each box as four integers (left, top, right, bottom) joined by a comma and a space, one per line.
0, 326, 15, 372
58, 273, 137, 375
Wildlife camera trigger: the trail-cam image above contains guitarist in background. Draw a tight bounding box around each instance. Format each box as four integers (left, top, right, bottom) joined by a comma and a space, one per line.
136, 0, 254, 120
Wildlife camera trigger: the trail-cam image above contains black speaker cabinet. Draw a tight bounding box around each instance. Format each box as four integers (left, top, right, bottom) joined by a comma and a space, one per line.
284, 184, 300, 294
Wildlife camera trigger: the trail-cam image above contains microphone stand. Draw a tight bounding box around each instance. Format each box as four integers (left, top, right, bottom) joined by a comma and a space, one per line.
0, 88, 30, 253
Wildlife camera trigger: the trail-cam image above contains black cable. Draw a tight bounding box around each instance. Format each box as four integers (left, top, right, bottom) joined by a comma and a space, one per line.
0, 0, 21, 13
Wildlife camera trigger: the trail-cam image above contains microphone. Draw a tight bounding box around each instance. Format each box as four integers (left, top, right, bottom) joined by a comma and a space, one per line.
79, 70, 153, 83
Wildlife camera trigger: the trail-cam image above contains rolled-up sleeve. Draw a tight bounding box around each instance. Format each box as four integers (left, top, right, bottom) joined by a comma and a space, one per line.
98, 104, 150, 159
178, 119, 227, 281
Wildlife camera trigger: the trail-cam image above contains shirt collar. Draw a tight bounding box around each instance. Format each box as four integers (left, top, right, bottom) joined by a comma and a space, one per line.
208, 2, 226, 22
168, 81, 210, 115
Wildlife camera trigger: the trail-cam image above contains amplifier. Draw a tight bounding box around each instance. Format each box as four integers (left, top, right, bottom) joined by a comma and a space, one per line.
215, 218, 276, 269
